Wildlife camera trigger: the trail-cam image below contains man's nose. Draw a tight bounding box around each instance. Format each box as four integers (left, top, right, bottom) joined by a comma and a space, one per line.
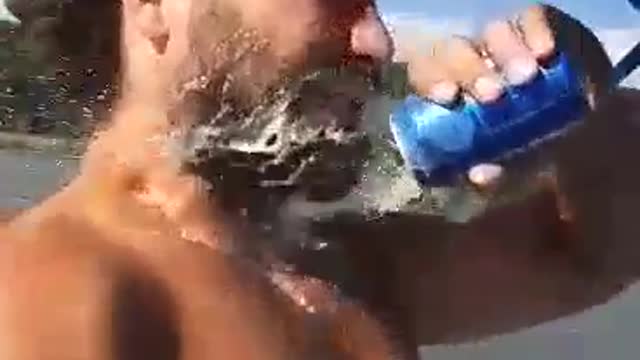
350, 7, 393, 62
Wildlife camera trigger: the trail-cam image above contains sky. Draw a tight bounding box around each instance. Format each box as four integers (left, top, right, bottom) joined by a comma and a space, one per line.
377, 0, 640, 87
377, 0, 639, 28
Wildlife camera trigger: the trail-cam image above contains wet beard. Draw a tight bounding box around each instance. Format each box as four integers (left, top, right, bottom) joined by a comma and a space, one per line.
164, 65, 481, 258
161, 66, 380, 252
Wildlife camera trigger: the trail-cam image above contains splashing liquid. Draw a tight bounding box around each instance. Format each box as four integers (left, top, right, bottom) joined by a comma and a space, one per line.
339, 52, 589, 223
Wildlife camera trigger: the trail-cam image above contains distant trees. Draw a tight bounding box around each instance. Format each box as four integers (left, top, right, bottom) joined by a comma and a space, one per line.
380, 62, 411, 99
0, 0, 119, 137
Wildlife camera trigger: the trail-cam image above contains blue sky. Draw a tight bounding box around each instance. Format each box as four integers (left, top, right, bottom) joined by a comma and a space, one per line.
377, 0, 639, 28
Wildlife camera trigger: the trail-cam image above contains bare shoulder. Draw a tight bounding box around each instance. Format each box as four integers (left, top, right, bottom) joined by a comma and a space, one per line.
0, 213, 302, 360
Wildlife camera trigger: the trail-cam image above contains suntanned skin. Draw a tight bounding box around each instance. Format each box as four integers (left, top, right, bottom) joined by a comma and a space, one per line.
0, 190, 400, 360
0, 1, 636, 360
0, 80, 401, 360
0, 0, 402, 358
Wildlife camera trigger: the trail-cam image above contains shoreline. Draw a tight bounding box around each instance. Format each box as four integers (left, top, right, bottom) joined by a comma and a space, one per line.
0, 131, 87, 157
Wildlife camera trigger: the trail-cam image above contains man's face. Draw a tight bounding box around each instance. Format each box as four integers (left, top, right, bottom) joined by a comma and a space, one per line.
182, 0, 392, 98
176, 0, 394, 125
124, 0, 394, 207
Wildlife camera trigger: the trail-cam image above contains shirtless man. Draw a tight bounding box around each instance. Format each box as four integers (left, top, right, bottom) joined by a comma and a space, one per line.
1, 0, 638, 359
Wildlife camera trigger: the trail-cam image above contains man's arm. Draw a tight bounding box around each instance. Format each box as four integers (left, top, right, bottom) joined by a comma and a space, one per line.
293, 4, 640, 350
311, 92, 640, 344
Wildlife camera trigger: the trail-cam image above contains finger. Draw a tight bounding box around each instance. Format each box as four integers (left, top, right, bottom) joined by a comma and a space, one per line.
482, 20, 539, 85
517, 5, 556, 60
407, 53, 460, 104
467, 163, 504, 189
435, 36, 504, 103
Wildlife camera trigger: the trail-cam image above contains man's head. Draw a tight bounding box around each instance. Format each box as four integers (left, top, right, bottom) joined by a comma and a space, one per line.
114, 0, 396, 215
119, 0, 392, 102
10, 0, 397, 251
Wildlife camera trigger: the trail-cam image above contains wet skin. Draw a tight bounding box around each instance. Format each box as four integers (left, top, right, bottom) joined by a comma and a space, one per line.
1, 1, 638, 360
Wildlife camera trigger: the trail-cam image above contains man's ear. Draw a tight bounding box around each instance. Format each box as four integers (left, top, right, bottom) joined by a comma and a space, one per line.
124, 0, 170, 54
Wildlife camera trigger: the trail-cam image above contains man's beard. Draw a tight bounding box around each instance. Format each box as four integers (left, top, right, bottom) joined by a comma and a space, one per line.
167, 19, 404, 212
186, 79, 370, 193
161, 59, 390, 244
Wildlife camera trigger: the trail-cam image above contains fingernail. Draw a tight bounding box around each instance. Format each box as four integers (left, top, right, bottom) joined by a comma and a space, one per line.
474, 76, 503, 103
468, 163, 504, 187
505, 58, 539, 85
429, 81, 459, 104
528, 34, 555, 58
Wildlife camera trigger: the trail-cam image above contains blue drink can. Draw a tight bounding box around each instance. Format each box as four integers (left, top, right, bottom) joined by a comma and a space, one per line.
389, 52, 589, 187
